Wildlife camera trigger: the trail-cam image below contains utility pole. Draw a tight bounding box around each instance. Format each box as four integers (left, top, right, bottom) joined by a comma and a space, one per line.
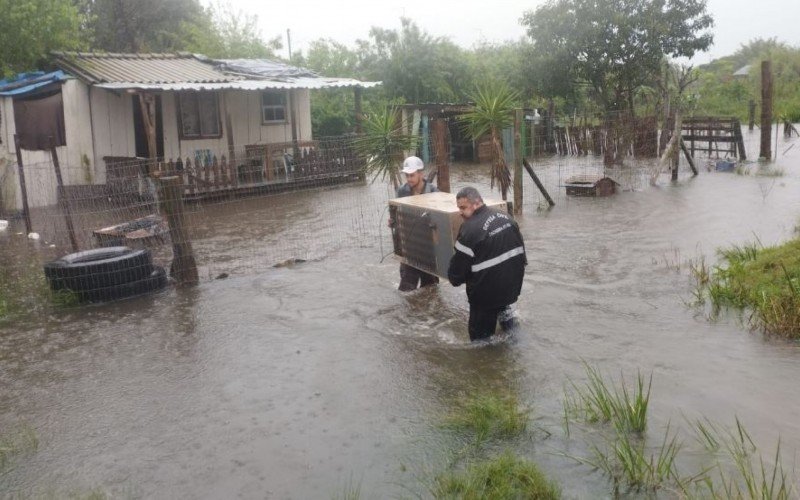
286, 29, 293, 62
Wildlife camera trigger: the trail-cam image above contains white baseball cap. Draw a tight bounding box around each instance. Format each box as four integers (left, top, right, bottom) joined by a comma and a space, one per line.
401, 156, 424, 174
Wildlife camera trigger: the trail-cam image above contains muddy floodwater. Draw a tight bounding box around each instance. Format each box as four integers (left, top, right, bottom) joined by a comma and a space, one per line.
2, 129, 800, 498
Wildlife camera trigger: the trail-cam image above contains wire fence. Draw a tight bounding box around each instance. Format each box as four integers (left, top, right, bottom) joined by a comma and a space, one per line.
1, 114, 754, 303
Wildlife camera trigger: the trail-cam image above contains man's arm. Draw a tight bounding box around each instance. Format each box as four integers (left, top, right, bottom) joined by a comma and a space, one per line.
448, 236, 474, 286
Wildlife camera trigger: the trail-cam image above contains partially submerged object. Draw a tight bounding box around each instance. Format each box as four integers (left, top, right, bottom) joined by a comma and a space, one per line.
44, 246, 167, 303
388, 192, 507, 279
564, 174, 619, 197
93, 214, 169, 248
0, 220, 7, 231
715, 159, 736, 172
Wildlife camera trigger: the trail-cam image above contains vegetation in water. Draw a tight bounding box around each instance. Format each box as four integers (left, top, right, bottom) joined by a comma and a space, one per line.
430, 451, 561, 500
0, 422, 39, 474
442, 390, 529, 445
563, 363, 651, 435
691, 239, 800, 337
563, 366, 796, 497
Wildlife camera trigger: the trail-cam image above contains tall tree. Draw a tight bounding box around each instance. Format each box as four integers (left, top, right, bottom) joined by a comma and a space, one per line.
86, 0, 206, 52
521, 0, 713, 110
181, 2, 281, 59
0, 0, 87, 76
521, 0, 713, 164
359, 18, 471, 103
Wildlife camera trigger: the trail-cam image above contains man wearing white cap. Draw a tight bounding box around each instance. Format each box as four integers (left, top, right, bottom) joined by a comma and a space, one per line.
392, 156, 439, 291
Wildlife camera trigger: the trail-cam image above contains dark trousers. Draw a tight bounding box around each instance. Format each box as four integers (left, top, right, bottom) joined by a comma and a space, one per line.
468, 305, 518, 341
399, 263, 439, 291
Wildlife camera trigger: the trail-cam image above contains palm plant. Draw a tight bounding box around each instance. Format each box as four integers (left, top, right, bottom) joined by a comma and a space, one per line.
354, 105, 420, 189
460, 80, 520, 200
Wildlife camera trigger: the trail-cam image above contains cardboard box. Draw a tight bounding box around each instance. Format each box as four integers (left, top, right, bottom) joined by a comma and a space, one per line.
389, 192, 508, 279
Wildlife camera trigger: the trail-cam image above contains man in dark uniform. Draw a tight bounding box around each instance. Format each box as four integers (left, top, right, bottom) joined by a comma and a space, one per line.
448, 187, 527, 341
392, 156, 440, 291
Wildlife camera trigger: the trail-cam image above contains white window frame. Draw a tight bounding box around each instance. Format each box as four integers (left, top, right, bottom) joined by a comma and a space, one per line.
261, 91, 288, 124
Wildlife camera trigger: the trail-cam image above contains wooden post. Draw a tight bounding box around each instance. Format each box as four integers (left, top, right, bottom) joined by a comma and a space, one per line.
431, 118, 450, 193
748, 100, 756, 131
224, 93, 237, 186
13, 134, 32, 234
760, 60, 773, 160
354, 87, 363, 134
137, 93, 158, 174
734, 120, 746, 160
288, 90, 299, 159
680, 139, 698, 176
523, 159, 554, 207
49, 137, 79, 252
156, 176, 198, 285
546, 99, 555, 153
513, 109, 523, 215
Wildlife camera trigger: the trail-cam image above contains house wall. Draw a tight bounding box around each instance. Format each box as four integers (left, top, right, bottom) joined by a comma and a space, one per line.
0, 79, 95, 211
1, 85, 314, 212
89, 85, 136, 183
160, 88, 312, 162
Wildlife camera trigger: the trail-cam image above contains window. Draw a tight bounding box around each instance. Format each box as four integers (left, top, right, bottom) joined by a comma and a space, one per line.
178, 92, 220, 139
261, 91, 287, 123
13, 89, 66, 150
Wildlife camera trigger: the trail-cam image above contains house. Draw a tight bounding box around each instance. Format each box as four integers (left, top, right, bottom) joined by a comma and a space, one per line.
0, 53, 379, 212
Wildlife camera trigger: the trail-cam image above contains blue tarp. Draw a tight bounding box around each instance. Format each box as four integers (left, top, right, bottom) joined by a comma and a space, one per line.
0, 71, 70, 97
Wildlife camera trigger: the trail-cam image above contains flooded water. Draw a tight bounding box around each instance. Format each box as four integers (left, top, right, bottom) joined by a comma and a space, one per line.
2, 128, 800, 498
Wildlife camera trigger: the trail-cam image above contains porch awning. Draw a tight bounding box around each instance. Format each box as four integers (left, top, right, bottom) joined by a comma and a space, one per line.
95, 77, 381, 92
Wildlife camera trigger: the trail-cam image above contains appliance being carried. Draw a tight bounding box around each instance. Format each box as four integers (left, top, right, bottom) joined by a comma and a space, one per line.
389, 192, 508, 280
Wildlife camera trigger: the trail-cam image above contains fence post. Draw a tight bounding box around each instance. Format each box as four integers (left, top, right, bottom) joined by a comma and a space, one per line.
513, 108, 523, 215
13, 134, 32, 234
156, 176, 198, 285
49, 137, 79, 252
523, 159, 554, 208
760, 60, 773, 160
431, 118, 450, 193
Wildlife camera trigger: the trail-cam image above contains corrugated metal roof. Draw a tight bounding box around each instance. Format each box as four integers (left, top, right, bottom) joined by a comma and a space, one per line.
0, 71, 71, 96
95, 77, 382, 91
213, 59, 318, 78
52, 52, 237, 84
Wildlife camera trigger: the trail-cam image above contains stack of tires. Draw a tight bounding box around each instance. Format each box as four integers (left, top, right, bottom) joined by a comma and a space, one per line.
44, 247, 168, 303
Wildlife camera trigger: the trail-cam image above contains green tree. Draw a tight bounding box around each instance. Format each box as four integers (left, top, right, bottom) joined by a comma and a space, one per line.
0, 0, 87, 76
85, 0, 205, 52
181, 2, 281, 59
354, 106, 420, 189
460, 80, 520, 200
521, 0, 713, 164
359, 18, 471, 103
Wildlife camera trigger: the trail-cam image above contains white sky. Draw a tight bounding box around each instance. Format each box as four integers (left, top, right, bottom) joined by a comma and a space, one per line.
222, 0, 800, 64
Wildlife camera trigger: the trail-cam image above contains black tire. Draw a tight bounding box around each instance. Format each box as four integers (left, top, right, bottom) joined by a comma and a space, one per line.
81, 266, 168, 303
44, 247, 153, 291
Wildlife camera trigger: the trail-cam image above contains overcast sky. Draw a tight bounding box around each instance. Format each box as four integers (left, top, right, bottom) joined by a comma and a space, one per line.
224, 0, 800, 64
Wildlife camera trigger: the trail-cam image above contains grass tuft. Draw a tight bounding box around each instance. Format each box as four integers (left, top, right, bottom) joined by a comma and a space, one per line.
0, 422, 39, 473
692, 239, 800, 337
443, 391, 529, 444
431, 451, 561, 499
580, 424, 682, 494
564, 363, 650, 435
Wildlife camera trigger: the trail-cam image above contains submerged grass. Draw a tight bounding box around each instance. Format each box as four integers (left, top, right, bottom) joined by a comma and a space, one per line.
0, 422, 39, 473
563, 363, 651, 435
442, 391, 529, 444
578, 424, 683, 494
688, 417, 796, 499
431, 451, 560, 500
0, 250, 80, 323
691, 238, 800, 337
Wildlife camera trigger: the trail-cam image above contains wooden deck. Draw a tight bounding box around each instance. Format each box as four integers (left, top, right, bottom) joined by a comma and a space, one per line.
104, 140, 366, 203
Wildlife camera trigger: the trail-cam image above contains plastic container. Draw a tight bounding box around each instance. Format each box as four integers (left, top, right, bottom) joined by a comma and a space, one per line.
715, 159, 736, 172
